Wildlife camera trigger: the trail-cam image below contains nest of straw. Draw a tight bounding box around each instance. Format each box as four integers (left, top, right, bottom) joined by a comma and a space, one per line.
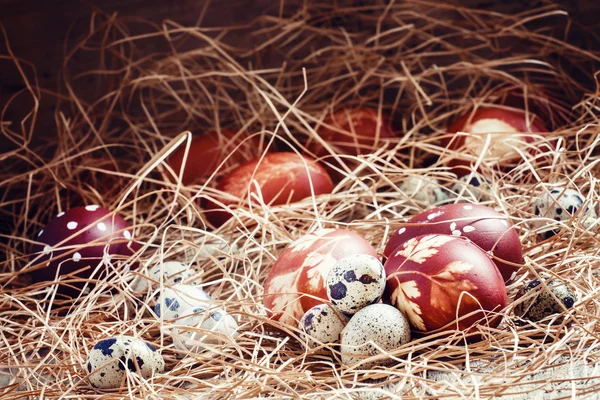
1, 1, 600, 398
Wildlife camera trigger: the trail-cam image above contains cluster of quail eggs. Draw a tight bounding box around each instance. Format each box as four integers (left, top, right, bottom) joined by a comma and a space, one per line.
298, 254, 411, 368
532, 186, 598, 239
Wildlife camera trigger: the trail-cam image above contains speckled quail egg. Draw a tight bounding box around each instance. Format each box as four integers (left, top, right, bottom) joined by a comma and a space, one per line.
132, 261, 198, 294
514, 278, 577, 322
170, 308, 239, 351
154, 284, 212, 320
326, 254, 386, 315
298, 304, 349, 349
399, 176, 448, 205
450, 172, 491, 202
340, 304, 411, 368
86, 336, 164, 389
533, 187, 597, 239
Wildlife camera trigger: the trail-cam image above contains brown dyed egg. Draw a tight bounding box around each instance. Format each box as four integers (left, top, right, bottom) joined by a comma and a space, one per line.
384, 234, 507, 334
206, 152, 333, 226
445, 107, 548, 177
310, 108, 394, 156
31, 206, 139, 296
167, 130, 254, 185
263, 228, 377, 326
383, 203, 522, 282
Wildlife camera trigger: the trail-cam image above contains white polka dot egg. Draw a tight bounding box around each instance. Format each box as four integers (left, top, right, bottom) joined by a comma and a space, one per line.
31, 205, 138, 297
326, 254, 386, 314
532, 187, 597, 238
340, 304, 411, 368
86, 336, 164, 389
298, 304, 349, 349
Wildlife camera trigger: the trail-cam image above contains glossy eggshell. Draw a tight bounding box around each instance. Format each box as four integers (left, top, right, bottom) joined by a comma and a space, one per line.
311, 108, 395, 156
206, 152, 334, 226
514, 279, 577, 322
383, 203, 522, 282
31, 206, 139, 297
167, 130, 254, 186
445, 107, 548, 177
384, 234, 508, 334
263, 228, 377, 326
86, 336, 164, 389
340, 304, 411, 368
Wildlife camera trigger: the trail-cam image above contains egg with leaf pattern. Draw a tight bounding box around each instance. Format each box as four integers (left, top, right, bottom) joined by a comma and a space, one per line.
263, 229, 377, 326
384, 234, 507, 335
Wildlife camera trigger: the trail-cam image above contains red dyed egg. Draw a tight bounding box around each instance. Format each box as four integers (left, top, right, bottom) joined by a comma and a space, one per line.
445, 107, 548, 176
263, 228, 377, 325
206, 152, 334, 226
383, 203, 522, 282
384, 234, 507, 334
310, 108, 394, 156
31, 206, 139, 297
167, 130, 254, 185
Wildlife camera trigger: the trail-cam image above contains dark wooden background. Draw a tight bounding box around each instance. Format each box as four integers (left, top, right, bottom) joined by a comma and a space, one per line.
1, 0, 599, 152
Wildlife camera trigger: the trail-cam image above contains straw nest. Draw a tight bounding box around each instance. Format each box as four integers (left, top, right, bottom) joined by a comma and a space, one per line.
1, 1, 600, 399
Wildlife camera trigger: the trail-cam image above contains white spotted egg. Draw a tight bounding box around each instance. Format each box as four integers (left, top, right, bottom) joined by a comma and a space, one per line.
154, 284, 211, 320
399, 176, 448, 205
450, 172, 491, 202
341, 304, 411, 368
514, 278, 577, 322
86, 336, 164, 389
298, 304, 349, 349
532, 187, 597, 238
170, 307, 239, 351
132, 261, 198, 294
326, 254, 386, 314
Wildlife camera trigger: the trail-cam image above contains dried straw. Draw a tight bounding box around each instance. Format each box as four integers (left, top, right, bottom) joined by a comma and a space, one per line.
1, 1, 600, 399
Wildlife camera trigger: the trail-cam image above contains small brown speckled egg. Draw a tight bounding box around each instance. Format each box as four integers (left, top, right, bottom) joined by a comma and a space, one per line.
298, 304, 349, 349
514, 278, 577, 322
326, 254, 386, 314
86, 336, 164, 389
340, 304, 411, 368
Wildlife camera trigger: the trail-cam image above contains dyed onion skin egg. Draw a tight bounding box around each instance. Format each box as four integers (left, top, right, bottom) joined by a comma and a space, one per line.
311, 108, 394, 156
340, 304, 411, 368
532, 187, 597, 239
383, 203, 522, 282
206, 152, 334, 226
86, 336, 164, 389
384, 234, 507, 334
167, 130, 253, 186
445, 107, 548, 177
298, 304, 349, 349
326, 254, 386, 314
263, 229, 378, 326
31, 206, 138, 297
514, 279, 577, 322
